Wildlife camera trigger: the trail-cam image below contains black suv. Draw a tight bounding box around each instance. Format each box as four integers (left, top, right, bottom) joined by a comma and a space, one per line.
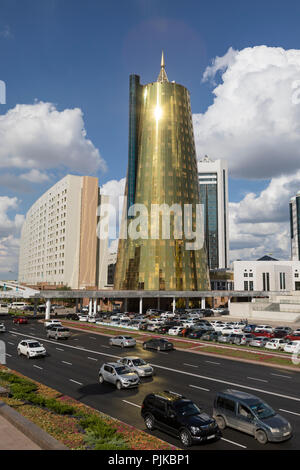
141, 391, 221, 447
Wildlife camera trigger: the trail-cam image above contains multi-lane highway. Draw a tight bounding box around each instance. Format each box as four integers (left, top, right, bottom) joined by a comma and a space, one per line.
1, 318, 300, 450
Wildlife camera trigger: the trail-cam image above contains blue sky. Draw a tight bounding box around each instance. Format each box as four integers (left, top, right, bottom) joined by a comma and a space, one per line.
2, 0, 300, 276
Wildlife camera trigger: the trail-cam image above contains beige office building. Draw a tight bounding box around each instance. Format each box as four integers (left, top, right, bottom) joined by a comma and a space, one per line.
18, 175, 108, 289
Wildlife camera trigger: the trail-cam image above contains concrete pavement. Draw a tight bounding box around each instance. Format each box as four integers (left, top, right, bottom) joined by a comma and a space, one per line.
0, 414, 41, 450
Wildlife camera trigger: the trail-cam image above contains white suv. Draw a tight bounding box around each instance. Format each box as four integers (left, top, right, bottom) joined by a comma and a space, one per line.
0, 323, 6, 333
17, 340, 46, 358
99, 362, 140, 389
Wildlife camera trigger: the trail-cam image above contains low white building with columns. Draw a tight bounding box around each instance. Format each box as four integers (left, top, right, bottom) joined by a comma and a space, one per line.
233, 256, 300, 292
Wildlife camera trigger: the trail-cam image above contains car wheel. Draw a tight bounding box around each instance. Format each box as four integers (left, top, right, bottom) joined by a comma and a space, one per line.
99, 374, 104, 384
144, 413, 155, 431
116, 380, 122, 390
256, 429, 268, 444
121, 343, 124, 348
180, 428, 192, 448
215, 415, 226, 430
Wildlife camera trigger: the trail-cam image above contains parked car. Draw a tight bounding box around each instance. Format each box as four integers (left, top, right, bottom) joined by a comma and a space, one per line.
217, 334, 232, 343
65, 313, 79, 321
254, 325, 274, 333
168, 326, 184, 335
44, 319, 62, 328
117, 356, 154, 377
0, 323, 6, 333
141, 390, 221, 447
188, 330, 206, 339
98, 362, 140, 390
253, 330, 274, 338
109, 336, 136, 348
143, 338, 174, 351
13, 317, 28, 324
78, 314, 89, 322
213, 389, 292, 444
232, 333, 254, 345
243, 324, 257, 333
47, 326, 70, 340
265, 338, 287, 350
201, 331, 221, 342
285, 332, 300, 341
249, 336, 269, 348
17, 340, 46, 359
273, 326, 292, 336
283, 340, 300, 354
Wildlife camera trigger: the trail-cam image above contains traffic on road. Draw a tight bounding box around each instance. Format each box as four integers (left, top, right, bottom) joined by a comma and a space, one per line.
0, 314, 299, 450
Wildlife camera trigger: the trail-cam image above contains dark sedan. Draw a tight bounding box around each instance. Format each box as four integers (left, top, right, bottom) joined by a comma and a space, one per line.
188, 329, 206, 339
143, 338, 174, 351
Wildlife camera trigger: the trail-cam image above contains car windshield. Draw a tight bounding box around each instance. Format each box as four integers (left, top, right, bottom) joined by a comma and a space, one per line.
124, 337, 132, 340
115, 366, 132, 375
132, 359, 147, 366
249, 402, 276, 419
29, 342, 41, 348
174, 401, 201, 417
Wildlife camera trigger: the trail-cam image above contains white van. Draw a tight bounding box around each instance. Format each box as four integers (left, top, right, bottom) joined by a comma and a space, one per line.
8, 302, 28, 310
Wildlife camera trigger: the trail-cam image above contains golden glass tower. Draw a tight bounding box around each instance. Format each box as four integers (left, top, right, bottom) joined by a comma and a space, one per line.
114, 53, 210, 291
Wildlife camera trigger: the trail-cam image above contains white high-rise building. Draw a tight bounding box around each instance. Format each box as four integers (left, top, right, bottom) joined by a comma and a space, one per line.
198, 156, 229, 269
289, 193, 300, 261
18, 175, 109, 289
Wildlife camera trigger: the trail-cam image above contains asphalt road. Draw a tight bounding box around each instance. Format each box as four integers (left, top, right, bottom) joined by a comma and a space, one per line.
1, 319, 300, 450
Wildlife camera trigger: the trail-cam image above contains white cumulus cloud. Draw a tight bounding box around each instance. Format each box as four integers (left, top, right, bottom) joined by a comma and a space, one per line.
194, 45, 300, 179
228, 172, 300, 261
0, 101, 106, 175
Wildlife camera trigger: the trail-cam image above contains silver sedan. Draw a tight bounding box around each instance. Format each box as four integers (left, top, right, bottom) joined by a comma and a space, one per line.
117, 356, 154, 377
109, 335, 136, 348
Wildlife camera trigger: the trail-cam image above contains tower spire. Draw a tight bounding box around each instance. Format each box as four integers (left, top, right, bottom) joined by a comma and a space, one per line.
157, 50, 169, 83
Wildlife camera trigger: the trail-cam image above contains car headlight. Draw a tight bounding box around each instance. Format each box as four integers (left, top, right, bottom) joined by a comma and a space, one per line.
269, 427, 281, 433
190, 426, 200, 435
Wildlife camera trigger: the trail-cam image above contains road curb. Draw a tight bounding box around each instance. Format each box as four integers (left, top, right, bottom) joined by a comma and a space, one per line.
0, 400, 69, 450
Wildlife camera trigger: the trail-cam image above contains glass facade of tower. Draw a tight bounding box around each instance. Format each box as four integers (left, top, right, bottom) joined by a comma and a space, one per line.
199, 182, 218, 269
114, 63, 210, 291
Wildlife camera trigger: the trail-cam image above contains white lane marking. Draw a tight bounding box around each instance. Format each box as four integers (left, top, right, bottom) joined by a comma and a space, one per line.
150, 364, 300, 403
100, 345, 110, 349
87, 357, 98, 361
247, 377, 268, 383
184, 363, 198, 368
9, 330, 300, 404
221, 437, 247, 449
62, 361, 72, 366
69, 379, 83, 386
5, 353, 12, 357
56, 348, 64, 352
89, 337, 96, 340
189, 384, 210, 392
205, 360, 220, 365
279, 409, 300, 417
122, 400, 141, 408
7, 342, 14, 345
271, 373, 292, 379
33, 365, 43, 370
11, 334, 17, 337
